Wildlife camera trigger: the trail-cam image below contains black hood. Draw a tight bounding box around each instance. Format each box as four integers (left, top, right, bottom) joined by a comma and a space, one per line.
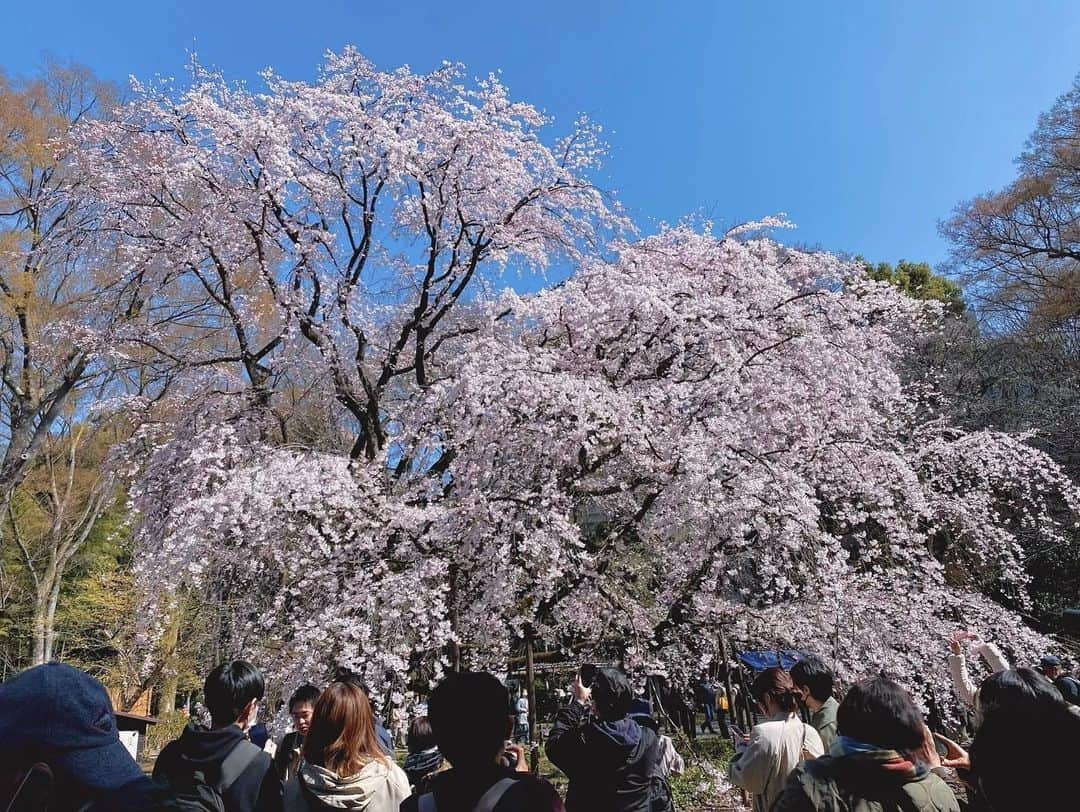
583, 717, 650, 766
173, 722, 248, 771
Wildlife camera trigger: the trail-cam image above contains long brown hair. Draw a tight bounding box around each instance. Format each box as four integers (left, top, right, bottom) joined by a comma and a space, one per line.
302, 681, 387, 776
751, 667, 800, 714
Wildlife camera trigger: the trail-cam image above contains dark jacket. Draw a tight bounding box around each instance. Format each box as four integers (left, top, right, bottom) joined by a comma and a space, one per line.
154, 723, 283, 812
1054, 674, 1080, 706
694, 680, 717, 707
772, 753, 960, 812
273, 732, 303, 782
374, 722, 393, 755
545, 700, 659, 812
47, 775, 181, 812
399, 765, 564, 812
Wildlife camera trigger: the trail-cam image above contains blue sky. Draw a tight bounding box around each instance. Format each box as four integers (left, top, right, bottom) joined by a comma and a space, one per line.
4, 0, 1078, 271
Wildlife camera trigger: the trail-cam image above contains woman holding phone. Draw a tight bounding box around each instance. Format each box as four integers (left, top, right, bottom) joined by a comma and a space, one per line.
728, 667, 824, 812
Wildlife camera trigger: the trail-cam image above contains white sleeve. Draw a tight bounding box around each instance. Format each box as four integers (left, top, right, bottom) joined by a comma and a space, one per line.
386, 764, 412, 808
728, 727, 775, 795
977, 642, 1009, 674
671, 745, 686, 776
948, 653, 977, 706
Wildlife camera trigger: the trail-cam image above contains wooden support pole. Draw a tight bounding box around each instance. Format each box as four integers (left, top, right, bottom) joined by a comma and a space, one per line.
720, 628, 736, 730
525, 626, 538, 746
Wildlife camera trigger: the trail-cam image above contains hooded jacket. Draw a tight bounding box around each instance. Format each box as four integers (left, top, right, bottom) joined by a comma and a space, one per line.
282, 760, 409, 812
771, 748, 960, 812
546, 700, 659, 812
154, 723, 282, 812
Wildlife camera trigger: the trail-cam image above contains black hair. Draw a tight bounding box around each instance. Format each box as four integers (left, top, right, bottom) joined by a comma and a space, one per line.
790, 655, 835, 703
407, 715, 437, 754
331, 666, 363, 689
836, 676, 924, 752
289, 684, 321, 711
204, 661, 265, 725
977, 667, 1064, 716
427, 672, 510, 767
592, 668, 633, 722
331, 666, 378, 711
971, 700, 1080, 809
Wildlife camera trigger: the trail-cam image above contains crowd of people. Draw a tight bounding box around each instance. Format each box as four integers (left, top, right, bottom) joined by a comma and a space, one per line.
727, 644, 1080, 812
0, 636, 1078, 811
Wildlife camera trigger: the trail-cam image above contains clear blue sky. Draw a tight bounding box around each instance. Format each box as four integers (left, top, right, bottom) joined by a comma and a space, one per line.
4, 0, 1079, 270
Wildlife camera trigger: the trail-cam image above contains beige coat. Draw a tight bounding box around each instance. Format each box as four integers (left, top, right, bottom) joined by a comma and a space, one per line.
283, 759, 411, 812
728, 712, 824, 812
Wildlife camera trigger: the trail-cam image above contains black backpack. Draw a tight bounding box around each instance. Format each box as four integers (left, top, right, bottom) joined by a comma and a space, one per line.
643, 729, 673, 812
171, 740, 261, 812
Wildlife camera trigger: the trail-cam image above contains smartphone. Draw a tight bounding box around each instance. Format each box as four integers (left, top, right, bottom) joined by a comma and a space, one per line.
579, 663, 597, 688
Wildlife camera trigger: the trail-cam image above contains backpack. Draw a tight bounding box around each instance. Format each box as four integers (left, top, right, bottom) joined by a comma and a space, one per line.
416, 777, 516, 812
648, 773, 674, 812
171, 740, 262, 812
645, 729, 673, 812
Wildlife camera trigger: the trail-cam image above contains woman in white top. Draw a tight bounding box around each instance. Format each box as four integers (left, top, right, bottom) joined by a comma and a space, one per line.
728, 666, 824, 812
947, 630, 1009, 707
283, 681, 410, 812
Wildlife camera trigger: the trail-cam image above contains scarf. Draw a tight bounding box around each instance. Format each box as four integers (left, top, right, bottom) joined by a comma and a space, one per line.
403, 745, 443, 776
829, 735, 926, 780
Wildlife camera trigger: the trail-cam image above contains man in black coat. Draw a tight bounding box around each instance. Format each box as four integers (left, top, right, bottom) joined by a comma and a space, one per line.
154, 660, 282, 812
272, 683, 320, 781
546, 667, 663, 812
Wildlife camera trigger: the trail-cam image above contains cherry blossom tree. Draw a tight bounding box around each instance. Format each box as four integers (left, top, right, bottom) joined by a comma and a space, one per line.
72, 50, 1080, 710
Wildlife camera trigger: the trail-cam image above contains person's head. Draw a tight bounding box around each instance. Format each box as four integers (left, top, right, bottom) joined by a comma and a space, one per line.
836, 676, 924, 752
288, 684, 321, 737
302, 681, 386, 776
0, 663, 145, 803
592, 668, 634, 722
750, 667, 800, 716
331, 666, 378, 713
975, 667, 1063, 725
407, 715, 437, 754
204, 661, 265, 728
1039, 654, 1062, 680
427, 672, 512, 769
790, 655, 835, 710
971, 699, 1080, 810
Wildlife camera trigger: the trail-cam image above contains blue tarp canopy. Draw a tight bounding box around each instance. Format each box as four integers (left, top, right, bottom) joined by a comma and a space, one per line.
737, 649, 807, 672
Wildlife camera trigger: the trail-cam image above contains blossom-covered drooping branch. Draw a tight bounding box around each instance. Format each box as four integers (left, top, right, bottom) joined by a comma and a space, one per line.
77, 50, 1080, 707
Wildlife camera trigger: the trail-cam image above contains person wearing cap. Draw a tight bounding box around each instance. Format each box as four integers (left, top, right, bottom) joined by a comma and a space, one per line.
1039, 655, 1080, 706
0, 662, 179, 811
546, 666, 663, 812
154, 660, 282, 812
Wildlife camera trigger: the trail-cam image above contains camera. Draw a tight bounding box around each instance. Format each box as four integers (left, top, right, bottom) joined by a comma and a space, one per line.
579, 663, 597, 688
